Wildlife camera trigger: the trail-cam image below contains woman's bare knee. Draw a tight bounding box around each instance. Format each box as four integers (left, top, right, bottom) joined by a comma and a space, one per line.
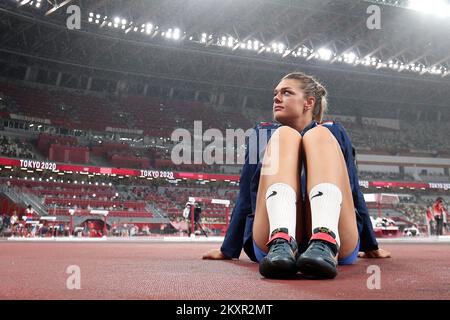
262, 126, 302, 179
303, 125, 338, 147
272, 126, 302, 144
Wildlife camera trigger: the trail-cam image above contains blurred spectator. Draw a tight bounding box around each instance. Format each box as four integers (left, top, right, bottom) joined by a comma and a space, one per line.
432, 197, 447, 236
0, 135, 36, 159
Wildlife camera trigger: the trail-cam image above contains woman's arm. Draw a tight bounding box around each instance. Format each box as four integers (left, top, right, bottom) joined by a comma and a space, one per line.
203, 127, 258, 260
337, 123, 390, 257
358, 248, 391, 258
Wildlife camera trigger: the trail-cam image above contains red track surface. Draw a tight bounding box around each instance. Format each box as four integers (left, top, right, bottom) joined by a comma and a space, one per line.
0, 241, 449, 300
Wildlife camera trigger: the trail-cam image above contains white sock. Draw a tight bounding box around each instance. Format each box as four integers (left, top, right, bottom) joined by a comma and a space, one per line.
309, 183, 342, 247
265, 183, 297, 239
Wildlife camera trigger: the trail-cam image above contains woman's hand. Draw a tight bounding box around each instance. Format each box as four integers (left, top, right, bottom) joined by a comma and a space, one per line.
358, 248, 391, 259
202, 248, 231, 260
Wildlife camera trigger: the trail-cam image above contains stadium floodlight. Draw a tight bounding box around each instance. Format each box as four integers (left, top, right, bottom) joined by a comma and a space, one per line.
146, 23, 153, 34
427, 66, 437, 73
227, 37, 234, 48
343, 52, 357, 64
317, 47, 333, 60
163, 29, 171, 39
270, 43, 285, 54
389, 60, 400, 70
430, 67, 444, 75
173, 28, 181, 40
299, 47, 311, 58
76, 10, 446, 79
253, 40, 260, 50
362, 57, 371, 66
408, 0, 450, 17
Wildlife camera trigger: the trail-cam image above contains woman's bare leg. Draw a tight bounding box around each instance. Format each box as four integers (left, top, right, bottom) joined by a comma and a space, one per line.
253, 126, 303, 253
302, 125, 359, 258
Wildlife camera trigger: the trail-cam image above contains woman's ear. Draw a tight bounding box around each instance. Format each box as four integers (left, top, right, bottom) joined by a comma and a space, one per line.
303, 96, 315, 112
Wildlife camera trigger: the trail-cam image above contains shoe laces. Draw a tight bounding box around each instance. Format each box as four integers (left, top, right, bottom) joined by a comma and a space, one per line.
270, 239, 292, 254
310, 240, 337, 256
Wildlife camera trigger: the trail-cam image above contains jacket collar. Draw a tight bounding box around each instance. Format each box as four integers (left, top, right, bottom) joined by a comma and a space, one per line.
300, 120, 317, 136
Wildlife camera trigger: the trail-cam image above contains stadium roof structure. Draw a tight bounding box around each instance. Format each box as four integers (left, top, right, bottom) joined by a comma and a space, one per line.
2, 0, 450, 111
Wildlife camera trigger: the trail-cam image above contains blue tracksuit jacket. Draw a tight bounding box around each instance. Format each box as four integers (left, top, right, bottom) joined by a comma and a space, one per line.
220, 120, 379, 262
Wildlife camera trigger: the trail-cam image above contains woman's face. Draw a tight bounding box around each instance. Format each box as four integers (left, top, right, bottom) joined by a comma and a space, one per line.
272, 79, 314, 125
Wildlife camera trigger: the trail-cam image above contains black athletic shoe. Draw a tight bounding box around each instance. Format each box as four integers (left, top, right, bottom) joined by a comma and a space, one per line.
259, 228, 298, 279
296, 228, 339, 279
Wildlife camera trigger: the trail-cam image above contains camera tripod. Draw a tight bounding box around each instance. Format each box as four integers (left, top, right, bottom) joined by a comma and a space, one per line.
186, 219, 209, 237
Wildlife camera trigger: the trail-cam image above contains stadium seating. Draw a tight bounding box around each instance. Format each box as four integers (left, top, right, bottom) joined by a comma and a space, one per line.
8, 179, 154, 218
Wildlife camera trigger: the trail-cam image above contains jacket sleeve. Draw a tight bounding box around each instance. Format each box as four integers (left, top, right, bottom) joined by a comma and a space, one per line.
220, 128, 258, 259
338, 124, 379, 252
